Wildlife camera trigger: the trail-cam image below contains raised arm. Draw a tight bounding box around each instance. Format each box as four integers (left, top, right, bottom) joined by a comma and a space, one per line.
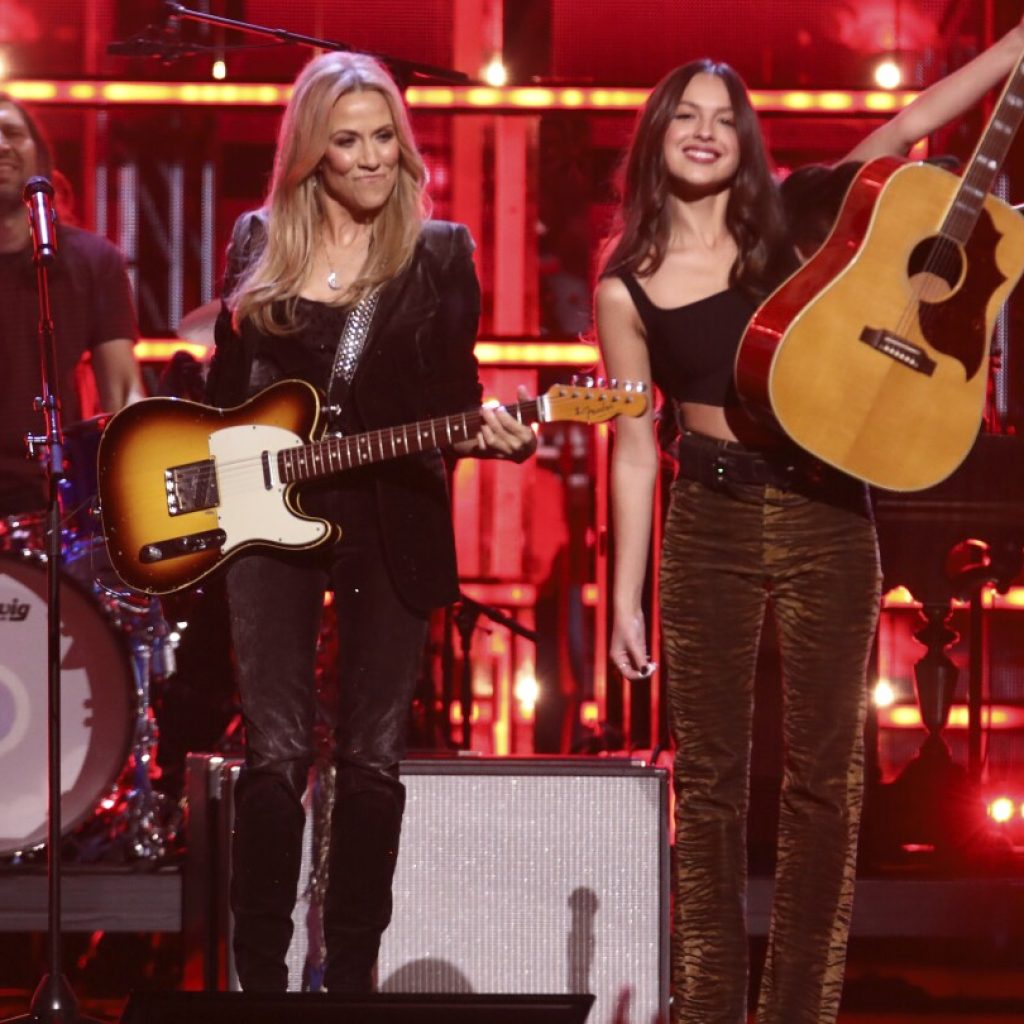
595, 274, 659, 681
847, 16, 1024, 162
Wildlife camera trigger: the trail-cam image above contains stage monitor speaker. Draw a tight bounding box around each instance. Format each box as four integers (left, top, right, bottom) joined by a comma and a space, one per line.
185, 756, 669, 1024
120, 991, 595, 1023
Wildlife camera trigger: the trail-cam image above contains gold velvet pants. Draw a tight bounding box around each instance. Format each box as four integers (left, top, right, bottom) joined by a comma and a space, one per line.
661, 469, 881, 1024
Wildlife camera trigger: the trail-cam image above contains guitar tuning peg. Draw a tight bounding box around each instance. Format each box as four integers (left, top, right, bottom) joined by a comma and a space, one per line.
594, 377, 606, 389
571, 374, 595, 389
607, 378, 619, 389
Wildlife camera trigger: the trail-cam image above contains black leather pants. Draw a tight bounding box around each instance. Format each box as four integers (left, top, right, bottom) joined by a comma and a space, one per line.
225, 519, 428, 993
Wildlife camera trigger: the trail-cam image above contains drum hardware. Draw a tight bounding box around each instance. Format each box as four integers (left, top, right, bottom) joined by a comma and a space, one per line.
119, 597, 176, 861
0, 547, 180, 865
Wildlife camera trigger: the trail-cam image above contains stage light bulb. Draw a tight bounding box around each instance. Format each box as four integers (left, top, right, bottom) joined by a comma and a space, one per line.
872, 679, 896, 707
988, 796, 1016, 823
515, 670, 540, 708
483, 56, 508, 87
212, 59, 227, 81
874, 60, 902, 90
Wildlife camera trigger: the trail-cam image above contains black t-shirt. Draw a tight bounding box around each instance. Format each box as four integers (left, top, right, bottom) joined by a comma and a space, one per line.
0, 225, 138, 515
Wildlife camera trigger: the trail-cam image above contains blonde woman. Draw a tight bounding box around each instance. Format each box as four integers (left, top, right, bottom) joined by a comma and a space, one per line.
208, 51, 535, 993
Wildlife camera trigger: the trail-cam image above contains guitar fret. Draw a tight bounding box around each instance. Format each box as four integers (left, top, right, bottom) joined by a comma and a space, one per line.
377, 431, 385, 460
445, 417, 453, 445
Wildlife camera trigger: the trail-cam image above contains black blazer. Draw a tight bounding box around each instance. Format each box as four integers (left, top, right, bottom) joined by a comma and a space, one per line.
206, 214, 483, 613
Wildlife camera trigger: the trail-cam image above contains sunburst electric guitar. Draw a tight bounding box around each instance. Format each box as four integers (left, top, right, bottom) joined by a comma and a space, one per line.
97, 378, 648, 595
735, 47, 1024, 492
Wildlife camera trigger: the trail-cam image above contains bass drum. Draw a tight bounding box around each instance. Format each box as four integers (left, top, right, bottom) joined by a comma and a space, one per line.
0, 550, 133, 856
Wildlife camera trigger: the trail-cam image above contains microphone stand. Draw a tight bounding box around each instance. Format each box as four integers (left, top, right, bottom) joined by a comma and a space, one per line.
453, 594, 538, 750
4, 210, 101, 1023
161, 2, 469, 85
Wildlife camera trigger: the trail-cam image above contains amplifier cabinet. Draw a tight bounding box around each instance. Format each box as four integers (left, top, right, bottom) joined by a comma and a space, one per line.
183, 756, 669, 1024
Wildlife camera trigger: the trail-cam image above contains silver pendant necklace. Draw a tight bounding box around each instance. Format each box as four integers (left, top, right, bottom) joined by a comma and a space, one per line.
326, 258, 342, 291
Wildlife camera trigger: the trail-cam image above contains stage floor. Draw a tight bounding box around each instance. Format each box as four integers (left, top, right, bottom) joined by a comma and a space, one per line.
0, 864, 1022, 1021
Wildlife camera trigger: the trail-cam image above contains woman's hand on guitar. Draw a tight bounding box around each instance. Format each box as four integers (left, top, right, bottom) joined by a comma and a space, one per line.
474, 385, 538, 463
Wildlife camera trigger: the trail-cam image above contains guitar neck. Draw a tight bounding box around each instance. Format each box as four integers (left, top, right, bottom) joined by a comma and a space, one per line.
943, 42, 1024, 244
277, 399, 540, 485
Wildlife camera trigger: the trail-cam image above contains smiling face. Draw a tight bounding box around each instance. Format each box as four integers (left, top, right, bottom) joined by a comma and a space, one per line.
318, 89, 400, 221
661, 72, 739, 195
0, 102, 39, 211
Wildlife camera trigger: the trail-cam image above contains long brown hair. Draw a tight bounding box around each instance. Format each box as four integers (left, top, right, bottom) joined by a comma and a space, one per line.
230, 52, 428, 335
600, 59, 789, 298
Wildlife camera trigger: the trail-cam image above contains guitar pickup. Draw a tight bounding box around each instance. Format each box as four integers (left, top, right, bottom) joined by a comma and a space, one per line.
139, 529, 227, 564
859, 327, 936, 376
165, 458, 219, 515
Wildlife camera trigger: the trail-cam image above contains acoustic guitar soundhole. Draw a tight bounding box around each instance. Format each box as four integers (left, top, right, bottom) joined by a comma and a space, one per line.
907, 235, 962, 297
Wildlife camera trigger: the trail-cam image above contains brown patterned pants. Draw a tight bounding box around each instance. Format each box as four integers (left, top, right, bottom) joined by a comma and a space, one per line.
661, 473, 881, 1024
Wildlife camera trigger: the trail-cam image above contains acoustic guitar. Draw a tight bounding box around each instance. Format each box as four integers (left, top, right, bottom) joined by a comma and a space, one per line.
735, 48, 1024, 491
96, 378, 648, 594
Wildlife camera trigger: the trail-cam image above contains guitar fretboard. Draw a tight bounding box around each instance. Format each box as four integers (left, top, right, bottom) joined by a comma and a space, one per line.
943, 50, 1024, 244
277, 400, 540, 484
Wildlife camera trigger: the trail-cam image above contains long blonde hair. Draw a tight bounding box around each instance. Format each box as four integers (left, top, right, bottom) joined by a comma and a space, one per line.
231, 51, 427, 334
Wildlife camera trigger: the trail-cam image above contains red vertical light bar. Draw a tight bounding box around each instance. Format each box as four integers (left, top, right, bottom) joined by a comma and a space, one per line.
493, 115, 539, 334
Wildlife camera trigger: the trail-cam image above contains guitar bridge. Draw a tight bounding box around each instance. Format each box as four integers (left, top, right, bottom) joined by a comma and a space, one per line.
859, 327, 936, 376
165, 458, 219, 515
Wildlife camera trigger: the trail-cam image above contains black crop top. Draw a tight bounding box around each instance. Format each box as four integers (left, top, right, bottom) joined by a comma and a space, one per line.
618, 274, 757, 407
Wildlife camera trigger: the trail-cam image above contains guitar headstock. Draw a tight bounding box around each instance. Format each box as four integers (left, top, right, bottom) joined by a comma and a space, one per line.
542, 379, 649, 424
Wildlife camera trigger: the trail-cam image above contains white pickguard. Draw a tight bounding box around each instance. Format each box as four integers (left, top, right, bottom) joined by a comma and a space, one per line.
208, 424, 329, 553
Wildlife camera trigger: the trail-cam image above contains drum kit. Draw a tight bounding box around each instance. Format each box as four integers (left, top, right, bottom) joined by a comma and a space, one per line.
0, 416, 178, 864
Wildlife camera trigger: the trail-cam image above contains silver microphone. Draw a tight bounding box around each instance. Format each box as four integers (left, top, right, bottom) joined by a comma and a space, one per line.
23, 176, 58, 264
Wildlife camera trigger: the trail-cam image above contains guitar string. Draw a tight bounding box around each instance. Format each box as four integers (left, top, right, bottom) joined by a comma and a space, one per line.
150, 391, 638, 496
880, 54, 1023, 348
156, 399, 550, 493
890, 162, 995, 348
894, 69, 1023, 347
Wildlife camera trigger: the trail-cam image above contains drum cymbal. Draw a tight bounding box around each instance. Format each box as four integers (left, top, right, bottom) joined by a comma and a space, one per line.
176, 299, 221, 348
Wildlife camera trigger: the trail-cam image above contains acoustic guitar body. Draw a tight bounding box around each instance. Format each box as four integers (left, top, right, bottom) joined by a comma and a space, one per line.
736, 158, 1024, 491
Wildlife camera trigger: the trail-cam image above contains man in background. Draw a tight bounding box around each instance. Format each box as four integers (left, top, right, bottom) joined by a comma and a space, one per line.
0, 93, 143, 519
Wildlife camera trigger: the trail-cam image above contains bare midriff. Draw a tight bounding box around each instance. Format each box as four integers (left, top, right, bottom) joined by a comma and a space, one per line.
679, 401, 782, 448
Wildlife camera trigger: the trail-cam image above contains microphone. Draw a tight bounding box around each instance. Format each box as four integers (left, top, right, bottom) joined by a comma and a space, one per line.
23, 176, 58, 265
